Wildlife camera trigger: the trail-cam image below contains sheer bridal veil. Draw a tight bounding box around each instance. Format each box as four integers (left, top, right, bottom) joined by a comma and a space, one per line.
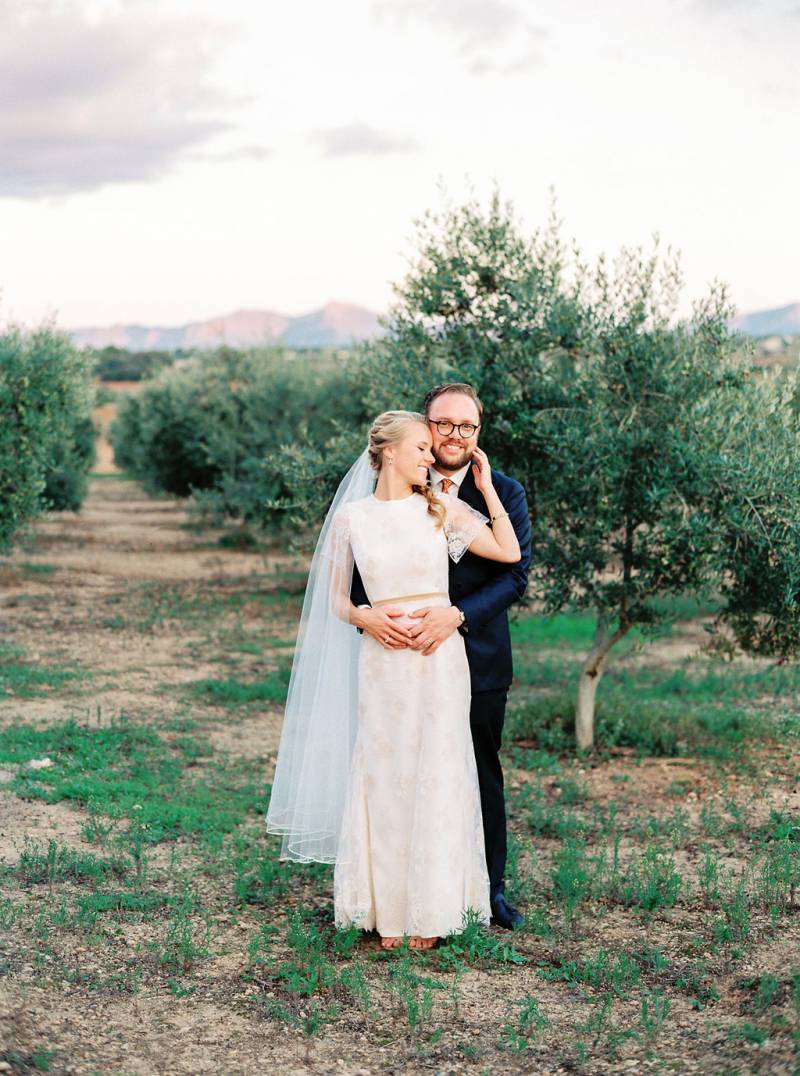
265, 448, 375, 863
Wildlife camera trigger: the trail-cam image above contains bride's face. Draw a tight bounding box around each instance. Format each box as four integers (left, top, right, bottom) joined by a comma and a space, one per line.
386, 422, 435, 486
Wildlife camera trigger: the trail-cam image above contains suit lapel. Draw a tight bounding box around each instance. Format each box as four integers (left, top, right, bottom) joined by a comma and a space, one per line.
457, 465, 489, 513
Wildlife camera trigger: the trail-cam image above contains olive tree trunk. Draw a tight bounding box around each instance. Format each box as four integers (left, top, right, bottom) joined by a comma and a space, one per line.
575, 615, 631, 751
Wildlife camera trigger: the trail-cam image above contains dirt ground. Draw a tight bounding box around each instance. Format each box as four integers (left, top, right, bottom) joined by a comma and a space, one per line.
0, 428, 798, 1074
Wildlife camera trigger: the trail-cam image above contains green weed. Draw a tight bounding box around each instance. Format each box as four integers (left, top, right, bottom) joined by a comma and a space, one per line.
711, 873, 750, 945
501, 994, 550, 1052
616, 843, 684, 912
17, 839, 127, 887
737, 973, 782, 1013
387, 955, 445, 1038
756, 834, 800, 914
0, 1048, 57, 1072
514, 779, 588, 839
0, 644, 85, 698
505, 832, 543, 916
550, 836, 594, 930
727, 1021, 767, 1044
673, 958, 721, 1009
127, 577, 305, 633
189, 666, 291, 707
226, 825, 330, 905
628, 805, 692, 845
506, 608, 800, 763
555, 774, 590, 805
154, 887, 211, 973
507, 746, 562, 773
539, 948, 642, 997
0, 717, 269, 846
436, 908, 526, 970
639, 987, 671, 1042
573, 991, 638, 1063
0, 896, 22, 929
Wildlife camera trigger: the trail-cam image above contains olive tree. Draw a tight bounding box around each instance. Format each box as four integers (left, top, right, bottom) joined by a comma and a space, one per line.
110, 346, 364, 530
0, 323, 95, 552
356, 190, 800, 750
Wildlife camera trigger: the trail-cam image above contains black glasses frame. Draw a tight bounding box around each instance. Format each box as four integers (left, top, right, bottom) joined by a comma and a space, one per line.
428, 419, 481, 438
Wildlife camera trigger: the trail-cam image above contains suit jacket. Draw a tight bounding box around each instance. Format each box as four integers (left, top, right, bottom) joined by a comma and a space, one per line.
350, 466, 532, 693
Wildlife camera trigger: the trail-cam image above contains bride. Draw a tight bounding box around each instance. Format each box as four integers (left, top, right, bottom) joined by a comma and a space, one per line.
266, 410, 520, 949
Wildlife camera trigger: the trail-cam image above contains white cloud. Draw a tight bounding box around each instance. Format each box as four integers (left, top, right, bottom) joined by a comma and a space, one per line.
313, 123, 418, 157
0, 0, 797, 327
374, 0, 548, 74
0, 3, 238, 197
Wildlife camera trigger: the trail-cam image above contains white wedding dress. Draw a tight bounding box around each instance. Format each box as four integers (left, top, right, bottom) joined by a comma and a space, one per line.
328, 490, 492, 938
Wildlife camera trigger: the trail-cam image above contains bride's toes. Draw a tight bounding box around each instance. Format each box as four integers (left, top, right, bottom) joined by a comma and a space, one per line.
409, 935, 437, 949
389, 935, 438, 950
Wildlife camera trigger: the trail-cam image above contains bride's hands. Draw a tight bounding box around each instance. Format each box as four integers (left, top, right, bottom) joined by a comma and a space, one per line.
470, 446, 494, 497
407, 605, 461, 654
357, 606, 412, 649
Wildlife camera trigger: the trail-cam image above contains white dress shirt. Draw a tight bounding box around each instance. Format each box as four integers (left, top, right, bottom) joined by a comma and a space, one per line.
429, 462, 472, 631
429, 462, 471, 496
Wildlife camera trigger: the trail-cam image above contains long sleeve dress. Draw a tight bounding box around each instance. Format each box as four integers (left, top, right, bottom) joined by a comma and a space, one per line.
327, 490, 492, 939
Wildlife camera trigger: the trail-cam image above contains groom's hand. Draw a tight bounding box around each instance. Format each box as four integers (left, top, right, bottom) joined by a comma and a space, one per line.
355, 607, 412, 650
407, 606, 461, 655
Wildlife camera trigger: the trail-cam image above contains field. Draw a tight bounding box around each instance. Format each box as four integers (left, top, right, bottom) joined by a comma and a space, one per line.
1, 466, 799, 1074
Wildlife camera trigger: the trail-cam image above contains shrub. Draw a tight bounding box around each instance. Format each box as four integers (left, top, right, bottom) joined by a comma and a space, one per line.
110, 346, 365, 530
91, 345, 177, 382
0, 322, 95, 549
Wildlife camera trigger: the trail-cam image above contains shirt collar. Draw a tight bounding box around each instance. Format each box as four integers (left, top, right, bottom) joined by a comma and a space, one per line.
429, 462, 471, 492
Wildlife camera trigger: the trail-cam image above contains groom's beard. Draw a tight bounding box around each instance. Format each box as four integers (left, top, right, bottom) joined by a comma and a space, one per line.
432, 442, 473, 472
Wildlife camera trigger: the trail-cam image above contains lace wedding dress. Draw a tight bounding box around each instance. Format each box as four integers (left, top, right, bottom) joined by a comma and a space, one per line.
327, 490, 492, 938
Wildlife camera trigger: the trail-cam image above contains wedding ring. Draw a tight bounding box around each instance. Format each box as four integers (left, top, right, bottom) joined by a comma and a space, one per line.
383, 635, 390, 643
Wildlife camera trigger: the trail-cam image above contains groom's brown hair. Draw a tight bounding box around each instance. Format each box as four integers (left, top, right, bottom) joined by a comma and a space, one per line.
422, 382, 484, 420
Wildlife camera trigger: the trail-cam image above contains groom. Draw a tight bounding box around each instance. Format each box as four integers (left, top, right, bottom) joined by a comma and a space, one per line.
351, 383, 532, 929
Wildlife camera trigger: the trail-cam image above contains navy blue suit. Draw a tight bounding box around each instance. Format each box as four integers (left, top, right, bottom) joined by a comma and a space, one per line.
350, 465, 532, 896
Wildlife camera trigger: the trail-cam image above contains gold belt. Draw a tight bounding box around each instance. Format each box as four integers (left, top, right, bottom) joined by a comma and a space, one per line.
372, 591, 448, 606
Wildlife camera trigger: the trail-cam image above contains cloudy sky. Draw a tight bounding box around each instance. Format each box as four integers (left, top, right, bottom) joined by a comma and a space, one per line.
0, 0, 797, 329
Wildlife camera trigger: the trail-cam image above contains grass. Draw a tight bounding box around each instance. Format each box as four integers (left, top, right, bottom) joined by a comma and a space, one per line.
510, 603, 800, 761
4, 498, 800, 1071
510, 594, 717, 650
124, 575, 307, 633
505, 678, 800, 765
0, 642, 86, 698
189, 666, 291, 707
17, 839, 129, 887
0, 715, 269, 845
537, 948, 643, 997
74, 572, 307, 637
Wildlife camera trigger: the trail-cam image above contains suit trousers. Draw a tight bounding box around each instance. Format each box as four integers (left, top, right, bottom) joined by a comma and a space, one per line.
469, 687, 509, 897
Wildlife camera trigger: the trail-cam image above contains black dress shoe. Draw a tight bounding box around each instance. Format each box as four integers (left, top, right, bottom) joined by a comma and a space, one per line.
490, 892, 524, 930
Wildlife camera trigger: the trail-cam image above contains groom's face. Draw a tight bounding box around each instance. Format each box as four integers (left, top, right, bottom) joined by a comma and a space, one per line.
427, 391, 481, 474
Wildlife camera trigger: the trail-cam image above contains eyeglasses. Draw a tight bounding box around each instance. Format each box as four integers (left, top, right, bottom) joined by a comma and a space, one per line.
429, 419, 481, 438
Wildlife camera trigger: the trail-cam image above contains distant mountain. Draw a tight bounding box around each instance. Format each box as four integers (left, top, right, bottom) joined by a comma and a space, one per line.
69, 301, 384, 351
731, 302, 800, 337
282, 302, 384, 347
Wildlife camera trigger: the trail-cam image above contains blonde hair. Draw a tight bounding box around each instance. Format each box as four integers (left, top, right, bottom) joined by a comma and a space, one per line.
367, 410, 446, 529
